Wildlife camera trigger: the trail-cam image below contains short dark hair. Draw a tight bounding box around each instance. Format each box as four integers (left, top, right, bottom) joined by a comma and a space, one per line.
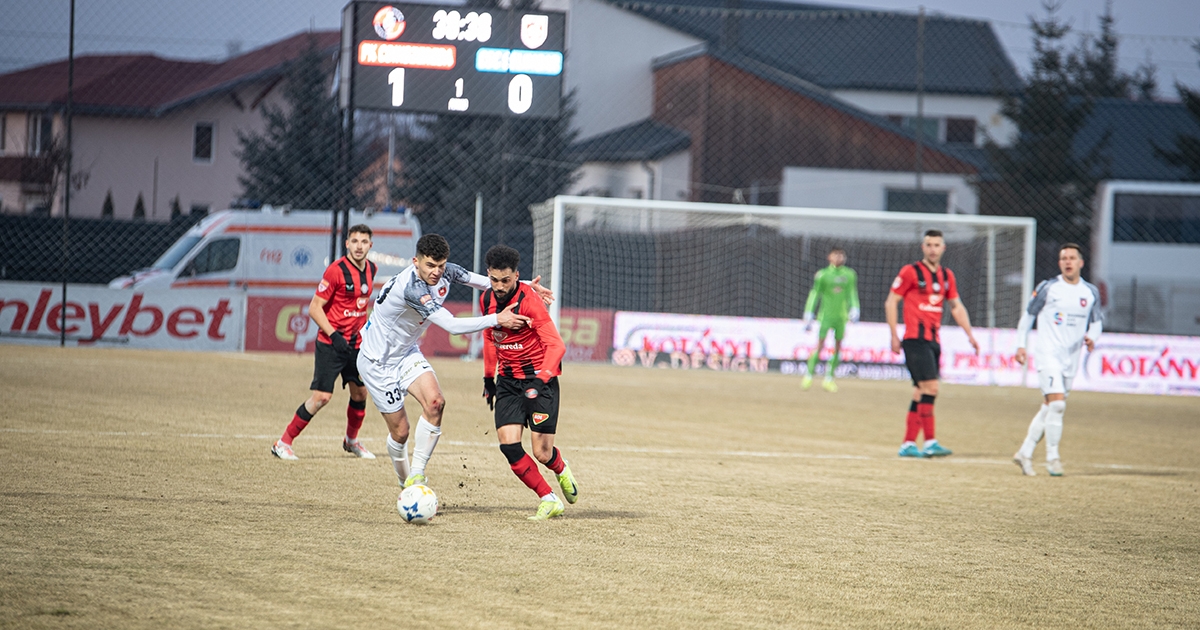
416, 234, 449, 261
829, 246, 845, 255
1059, 242, 1084, 257
485, 244, 520, 271
924, 229, 944, 239
347, 224, 372, 238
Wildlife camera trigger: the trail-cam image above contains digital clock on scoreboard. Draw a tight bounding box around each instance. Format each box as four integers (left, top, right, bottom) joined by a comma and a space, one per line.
341, 1, 565, 118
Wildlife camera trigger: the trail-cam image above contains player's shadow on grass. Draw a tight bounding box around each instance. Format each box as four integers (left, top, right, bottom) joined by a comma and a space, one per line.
444, 504, 645, 519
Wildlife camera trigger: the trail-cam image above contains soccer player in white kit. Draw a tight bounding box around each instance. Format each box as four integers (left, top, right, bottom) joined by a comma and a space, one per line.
1012, 243, 1103, 477
357, 234, 546, 489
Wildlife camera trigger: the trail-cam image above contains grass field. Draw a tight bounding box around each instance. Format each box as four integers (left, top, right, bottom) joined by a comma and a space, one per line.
1, 345, 1198, 629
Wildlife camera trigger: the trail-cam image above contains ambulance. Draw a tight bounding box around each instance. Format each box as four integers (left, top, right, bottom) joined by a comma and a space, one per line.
108, 207, 420, 294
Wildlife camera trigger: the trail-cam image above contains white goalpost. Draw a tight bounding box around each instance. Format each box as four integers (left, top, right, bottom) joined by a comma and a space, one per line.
531, 195, 1036, 331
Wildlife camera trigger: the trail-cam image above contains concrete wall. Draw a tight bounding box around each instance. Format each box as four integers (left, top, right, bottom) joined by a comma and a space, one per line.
781, 166, 978, 214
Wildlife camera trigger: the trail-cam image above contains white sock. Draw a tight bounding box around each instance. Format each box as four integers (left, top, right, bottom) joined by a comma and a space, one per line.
541, 492, 558, 502
1018, 404, 1049, 459
410, 417, 441, 477
1045, 400, 1066, 461
924, 438, 939, 446
386, 434, 410, 484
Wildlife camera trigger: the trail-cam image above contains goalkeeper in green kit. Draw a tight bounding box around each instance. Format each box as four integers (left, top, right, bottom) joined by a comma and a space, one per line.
802, 247, 860, 392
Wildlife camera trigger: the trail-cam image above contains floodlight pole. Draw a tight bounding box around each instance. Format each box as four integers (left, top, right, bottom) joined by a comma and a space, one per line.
60, 0, 75, 347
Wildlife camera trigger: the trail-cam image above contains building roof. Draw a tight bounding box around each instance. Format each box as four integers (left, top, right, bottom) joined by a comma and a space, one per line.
569, 118, 691, 162
605, 0, 1023, 96
0, 30, 339, 117
1075, 98, 1200, 182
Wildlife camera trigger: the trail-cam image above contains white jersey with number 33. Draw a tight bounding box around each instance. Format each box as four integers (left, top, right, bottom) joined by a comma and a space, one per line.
1017, 275, 1103, 377
359, 262, 489, 365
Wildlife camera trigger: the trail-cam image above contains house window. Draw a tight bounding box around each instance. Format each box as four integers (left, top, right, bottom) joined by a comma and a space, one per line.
193, 122, 214, 162
886, 189, 949, 214
945, 117, 976, 144
28, 114, 53, 155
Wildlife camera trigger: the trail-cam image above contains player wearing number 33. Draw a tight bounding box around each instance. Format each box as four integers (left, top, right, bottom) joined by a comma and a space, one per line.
479, 245, 579, 521
1011, 243, 1103, 477
356, 234, 549, 493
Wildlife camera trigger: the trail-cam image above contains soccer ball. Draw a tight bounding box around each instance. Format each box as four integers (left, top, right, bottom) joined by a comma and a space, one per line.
397, 484, 438, 524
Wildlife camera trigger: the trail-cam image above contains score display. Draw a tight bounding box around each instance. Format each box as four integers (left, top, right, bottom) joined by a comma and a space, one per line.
341, 1, 565, 118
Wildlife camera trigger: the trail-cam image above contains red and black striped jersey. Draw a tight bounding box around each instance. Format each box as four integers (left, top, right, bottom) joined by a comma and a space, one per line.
890, 261, 958, 343
314, 256, 376, 348
480, 283, 565, 381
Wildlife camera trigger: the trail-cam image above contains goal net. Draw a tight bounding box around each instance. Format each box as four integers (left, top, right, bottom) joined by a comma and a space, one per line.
531, 196, 1035, 329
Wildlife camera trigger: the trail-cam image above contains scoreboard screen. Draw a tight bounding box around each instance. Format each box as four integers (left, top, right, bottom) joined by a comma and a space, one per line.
341, 1, 565, 118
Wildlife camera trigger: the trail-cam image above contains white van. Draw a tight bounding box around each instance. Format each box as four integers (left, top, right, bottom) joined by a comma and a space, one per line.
109, 208, 421, 294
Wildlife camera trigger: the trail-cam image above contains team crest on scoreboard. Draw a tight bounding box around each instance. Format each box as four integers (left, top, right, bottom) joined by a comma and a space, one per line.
521, 14, 548, 49
531, 412, 549, 424
373, 6, 406, 40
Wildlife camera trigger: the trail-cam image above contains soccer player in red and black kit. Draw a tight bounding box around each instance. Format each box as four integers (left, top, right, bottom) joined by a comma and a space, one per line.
272, 224, 378, 461
479, 245, 579, 520
884, 229, 980, 458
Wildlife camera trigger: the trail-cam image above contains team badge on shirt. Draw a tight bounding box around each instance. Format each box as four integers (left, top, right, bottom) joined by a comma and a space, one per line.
892, 277, 902, 289
1080, 297, 1088, 307
438, 286, 447, 297
361, 283, 369, 294
492, 329, 507, 342
318, 280, 329, 292
929, 294, 942, 305
357, 297, 368, 309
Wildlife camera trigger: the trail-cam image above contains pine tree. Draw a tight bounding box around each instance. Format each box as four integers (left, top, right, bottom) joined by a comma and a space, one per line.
1066, 1, 1157, 100
236, 39, 344, 209
101, 190, 114, 219
133, 193, 146, 220
1155, 43, 1200, 181
981, 2, 1107, 258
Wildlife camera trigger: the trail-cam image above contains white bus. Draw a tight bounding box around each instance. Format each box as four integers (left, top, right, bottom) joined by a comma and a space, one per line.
1091, 181, 1200, 335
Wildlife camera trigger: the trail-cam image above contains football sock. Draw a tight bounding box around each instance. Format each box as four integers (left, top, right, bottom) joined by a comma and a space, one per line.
904, 401, 920, 442
918, 394, 936, 440
1045, 400, 1066, 461
410, 417, 441, 476
281, 403, 314, 445
386, 434, 410, 484
544, 447, 565, 475
806, 346, 820, 376
541, 493, 558, 503
511, 453, 554, 497
345, 399, 366, 441
1018, 404, 1049, 459
828, 348, 841, 376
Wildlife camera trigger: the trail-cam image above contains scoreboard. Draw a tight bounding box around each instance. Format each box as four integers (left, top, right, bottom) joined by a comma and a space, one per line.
340, 1, 566, 118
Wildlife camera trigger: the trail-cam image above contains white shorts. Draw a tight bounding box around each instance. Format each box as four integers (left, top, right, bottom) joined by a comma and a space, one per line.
357, 350, 434, 414
1037, 368, 1073, 397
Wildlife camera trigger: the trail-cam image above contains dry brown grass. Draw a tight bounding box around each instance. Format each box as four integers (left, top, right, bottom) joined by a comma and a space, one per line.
0, 345, 1197, 629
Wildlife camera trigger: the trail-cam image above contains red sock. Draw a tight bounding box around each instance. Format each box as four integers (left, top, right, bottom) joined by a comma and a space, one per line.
918, 398, 935, 440
544, 447, 565, 475
904, 402, 920, 442
511, 454, 554, 497
282, 403, 313, 445
346, 403, 365, 440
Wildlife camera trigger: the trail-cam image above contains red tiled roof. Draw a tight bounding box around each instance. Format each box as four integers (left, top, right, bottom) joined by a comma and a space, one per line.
0, 30, 339, 116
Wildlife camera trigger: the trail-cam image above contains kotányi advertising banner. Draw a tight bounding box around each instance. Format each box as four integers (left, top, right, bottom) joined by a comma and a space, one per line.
610, 311, 1200, 396
0, 282, 244, 351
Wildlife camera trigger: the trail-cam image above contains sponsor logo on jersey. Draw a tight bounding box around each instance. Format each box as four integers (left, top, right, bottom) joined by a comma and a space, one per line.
1054, 312, 1064, 325
531, 412, 549, 425
497, 342, 525, 350
419, 294, 432, 304
318, 280, 329, 292
929, 294, 942, 305
524, 388, 539, 399
892, 276, 902, 289
343, 309, 368, 317
918, 302, 944, 313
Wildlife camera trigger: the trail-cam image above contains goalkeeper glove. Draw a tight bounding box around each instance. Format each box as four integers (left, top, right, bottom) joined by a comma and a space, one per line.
482, 377, 496, 410
329, 331, 350, 353
848, 307, 860, 323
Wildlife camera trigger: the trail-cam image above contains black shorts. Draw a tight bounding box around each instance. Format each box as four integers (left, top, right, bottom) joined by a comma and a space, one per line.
310, 340, 363, 392
901, 338, 941, 386
494, 376, 560, 434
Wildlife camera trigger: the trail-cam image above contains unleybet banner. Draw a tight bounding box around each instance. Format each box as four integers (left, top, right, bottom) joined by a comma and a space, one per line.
0, 282, 244, 351
610, 311, 1200, 396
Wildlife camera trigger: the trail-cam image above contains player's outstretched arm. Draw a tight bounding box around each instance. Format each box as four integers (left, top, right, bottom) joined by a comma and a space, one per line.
426, 304, 528, 335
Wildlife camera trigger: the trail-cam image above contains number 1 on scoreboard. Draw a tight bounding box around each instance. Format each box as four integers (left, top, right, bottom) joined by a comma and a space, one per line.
389, 68, 405, 107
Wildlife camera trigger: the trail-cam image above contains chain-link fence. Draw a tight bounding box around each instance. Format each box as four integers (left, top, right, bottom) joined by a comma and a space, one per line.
1, 0, 1198, 333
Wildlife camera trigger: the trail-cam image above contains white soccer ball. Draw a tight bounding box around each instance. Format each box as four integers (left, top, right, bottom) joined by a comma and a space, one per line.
397, 484, 438, 524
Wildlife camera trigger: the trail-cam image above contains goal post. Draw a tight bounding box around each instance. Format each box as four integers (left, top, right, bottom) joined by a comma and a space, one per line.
531, 196, 1036, 332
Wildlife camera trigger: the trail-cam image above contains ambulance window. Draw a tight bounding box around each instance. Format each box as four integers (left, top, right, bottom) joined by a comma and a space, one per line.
153, 235, 203, 270
182, 238, 240, 276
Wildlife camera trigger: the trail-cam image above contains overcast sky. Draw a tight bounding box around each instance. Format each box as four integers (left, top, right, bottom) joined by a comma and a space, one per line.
2, 0, 1198, 93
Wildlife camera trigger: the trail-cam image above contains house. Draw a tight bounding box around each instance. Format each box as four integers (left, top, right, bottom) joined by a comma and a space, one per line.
549, 0, 1023, 211
0, 30, 339, 219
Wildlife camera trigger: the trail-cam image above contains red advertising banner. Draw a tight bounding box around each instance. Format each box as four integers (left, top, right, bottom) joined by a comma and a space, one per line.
245, 296, 320, 352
